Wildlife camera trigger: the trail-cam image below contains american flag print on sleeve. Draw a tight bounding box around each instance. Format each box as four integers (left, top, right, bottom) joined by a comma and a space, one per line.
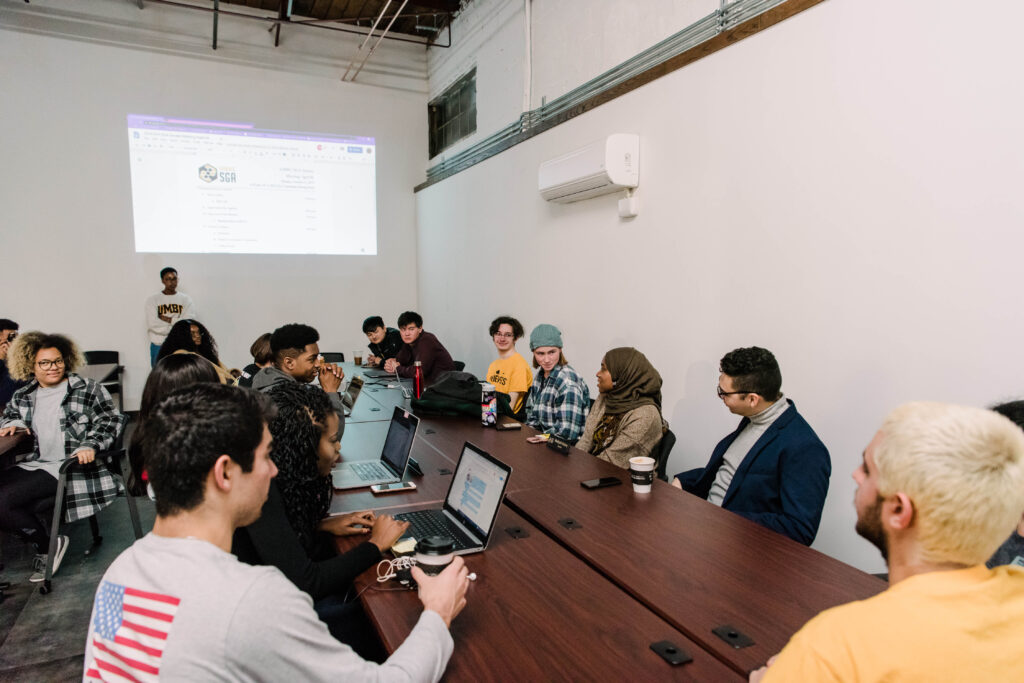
84, 580, 181, 682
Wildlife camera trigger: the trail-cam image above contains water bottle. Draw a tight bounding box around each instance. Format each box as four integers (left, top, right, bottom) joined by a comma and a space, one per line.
413, 361, 424, 398
482, 382, 497, 426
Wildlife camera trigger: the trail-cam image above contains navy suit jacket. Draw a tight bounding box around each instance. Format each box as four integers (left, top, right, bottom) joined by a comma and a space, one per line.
674, 400, 831, 545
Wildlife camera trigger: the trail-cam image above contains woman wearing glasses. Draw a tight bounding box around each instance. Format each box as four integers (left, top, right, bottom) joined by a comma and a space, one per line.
485, 316, 533, 419
0, 332, 125, 582
577, 347, 667, 470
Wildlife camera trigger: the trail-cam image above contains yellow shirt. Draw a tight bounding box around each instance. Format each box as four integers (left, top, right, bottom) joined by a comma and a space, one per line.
486, 353, 533, 413
763, 564, 1024, 682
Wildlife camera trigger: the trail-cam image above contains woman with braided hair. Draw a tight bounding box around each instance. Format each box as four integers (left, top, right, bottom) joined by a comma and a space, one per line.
232, 381, 407, 650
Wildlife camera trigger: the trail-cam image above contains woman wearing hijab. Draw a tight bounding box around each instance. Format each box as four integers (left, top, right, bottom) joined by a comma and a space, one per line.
576, 347, 666, 470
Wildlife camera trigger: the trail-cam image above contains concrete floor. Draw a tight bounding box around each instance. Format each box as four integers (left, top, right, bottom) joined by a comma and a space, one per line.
0, 495, 155, 682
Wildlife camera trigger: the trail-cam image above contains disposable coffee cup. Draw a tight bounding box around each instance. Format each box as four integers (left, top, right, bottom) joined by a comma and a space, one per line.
354, 351, 363, 366
415, 536, 455, 576
629, 456, 656, 494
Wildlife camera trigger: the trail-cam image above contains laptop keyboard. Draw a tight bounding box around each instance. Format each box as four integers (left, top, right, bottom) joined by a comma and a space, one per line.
395, 510, 475, 550
351, 461, 389, 481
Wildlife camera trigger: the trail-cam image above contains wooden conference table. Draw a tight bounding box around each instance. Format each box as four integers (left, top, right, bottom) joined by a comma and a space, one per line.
331, 364, 885, 678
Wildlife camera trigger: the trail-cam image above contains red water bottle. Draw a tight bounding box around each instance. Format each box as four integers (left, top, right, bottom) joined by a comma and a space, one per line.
413, 361, 424, 398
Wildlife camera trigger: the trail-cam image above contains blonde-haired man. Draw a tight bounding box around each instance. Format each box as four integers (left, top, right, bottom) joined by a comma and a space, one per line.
753, 402, 1024, 681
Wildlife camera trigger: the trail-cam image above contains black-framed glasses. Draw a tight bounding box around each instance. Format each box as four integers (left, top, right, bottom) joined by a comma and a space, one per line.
37, 358, 65, 370
717, 385, 751, 398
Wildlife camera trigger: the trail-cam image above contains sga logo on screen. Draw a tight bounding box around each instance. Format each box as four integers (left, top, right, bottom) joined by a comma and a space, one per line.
198, 163, 237, 184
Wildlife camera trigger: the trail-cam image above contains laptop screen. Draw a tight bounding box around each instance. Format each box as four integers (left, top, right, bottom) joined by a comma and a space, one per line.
381, 407, 418, 474
445, 443, 511, 541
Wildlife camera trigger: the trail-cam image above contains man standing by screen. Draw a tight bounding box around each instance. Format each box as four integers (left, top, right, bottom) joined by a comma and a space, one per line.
145, 267, 196, 367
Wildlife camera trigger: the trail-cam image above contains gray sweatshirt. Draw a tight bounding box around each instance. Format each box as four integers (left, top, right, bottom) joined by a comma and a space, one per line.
83, 534, 453, 682
251, 366, 346, 440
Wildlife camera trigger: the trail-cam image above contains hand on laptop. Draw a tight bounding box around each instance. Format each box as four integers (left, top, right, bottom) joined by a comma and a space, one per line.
369, 514, 410, 552
320, 510, 376, 536
366, 353, 379, 366
413, 557, 470, 628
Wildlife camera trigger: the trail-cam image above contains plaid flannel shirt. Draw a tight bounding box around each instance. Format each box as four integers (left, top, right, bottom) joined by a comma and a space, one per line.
525, 363, 590, 442
1, 373, 126, 522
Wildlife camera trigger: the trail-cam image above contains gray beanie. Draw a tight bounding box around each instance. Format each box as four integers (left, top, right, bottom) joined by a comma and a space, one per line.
529, 324, 563, 350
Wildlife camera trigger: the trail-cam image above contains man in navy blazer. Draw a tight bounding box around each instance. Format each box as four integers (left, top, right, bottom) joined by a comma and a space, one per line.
672, 347, 830, 545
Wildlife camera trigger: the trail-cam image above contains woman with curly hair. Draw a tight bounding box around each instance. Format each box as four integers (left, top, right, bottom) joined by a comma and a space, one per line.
156, 319, 235, 384
0, 331, 125, 581
233, 381, 408, 649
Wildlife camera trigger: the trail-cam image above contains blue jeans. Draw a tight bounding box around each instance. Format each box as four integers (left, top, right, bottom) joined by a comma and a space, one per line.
150, 343, 161, 367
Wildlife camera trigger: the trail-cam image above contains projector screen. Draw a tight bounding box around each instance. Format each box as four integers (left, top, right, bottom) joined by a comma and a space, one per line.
127, 115, 377, 255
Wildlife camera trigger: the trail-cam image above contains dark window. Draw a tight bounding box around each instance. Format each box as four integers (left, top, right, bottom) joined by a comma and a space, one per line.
429, 68, 477, 158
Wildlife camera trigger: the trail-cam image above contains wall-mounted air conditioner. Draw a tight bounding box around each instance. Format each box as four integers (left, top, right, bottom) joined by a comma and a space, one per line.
538, 134, 639, 203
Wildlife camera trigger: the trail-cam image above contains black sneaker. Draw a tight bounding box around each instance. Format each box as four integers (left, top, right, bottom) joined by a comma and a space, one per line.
29, 535, 69, 583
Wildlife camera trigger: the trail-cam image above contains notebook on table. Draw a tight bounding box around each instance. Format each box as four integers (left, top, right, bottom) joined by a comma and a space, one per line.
394, 442, 512, 556
331, 407, 419, 490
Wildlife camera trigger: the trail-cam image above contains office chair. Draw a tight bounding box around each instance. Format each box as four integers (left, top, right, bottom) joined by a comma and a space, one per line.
84, 350, 124, 412
653, 429, 676, 482
321, 352, 345, 363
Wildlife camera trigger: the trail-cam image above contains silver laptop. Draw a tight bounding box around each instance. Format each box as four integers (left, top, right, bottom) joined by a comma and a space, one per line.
394, 442, 512, 555
331, 407, 419, 490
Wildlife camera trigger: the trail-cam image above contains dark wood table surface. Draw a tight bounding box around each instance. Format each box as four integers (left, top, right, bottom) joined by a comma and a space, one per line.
330, 370, 885, 676
338, 505, 742, 682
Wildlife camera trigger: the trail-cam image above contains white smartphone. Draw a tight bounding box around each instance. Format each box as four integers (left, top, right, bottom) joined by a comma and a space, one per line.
370, 481, 417, 494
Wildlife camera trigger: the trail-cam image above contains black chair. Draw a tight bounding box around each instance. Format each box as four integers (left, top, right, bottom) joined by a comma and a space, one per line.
84, 350, 124, 412
321, 352, 345, 363
37, 449, 144, 594
653, 429, 676, 482
453, 361, 466, 372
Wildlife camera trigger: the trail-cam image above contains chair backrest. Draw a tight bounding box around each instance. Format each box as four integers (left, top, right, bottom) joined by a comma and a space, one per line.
321, 352, 345, 363
84, 350, 119, 365
654, 429, 676, 481
453, 360, 466, 371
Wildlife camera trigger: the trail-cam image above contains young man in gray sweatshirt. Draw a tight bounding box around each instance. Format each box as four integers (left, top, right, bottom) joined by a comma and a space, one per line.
83, 384, 469, 682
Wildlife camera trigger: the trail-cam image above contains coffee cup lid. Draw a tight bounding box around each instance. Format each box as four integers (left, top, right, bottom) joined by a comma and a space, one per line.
416, 535, 455, 555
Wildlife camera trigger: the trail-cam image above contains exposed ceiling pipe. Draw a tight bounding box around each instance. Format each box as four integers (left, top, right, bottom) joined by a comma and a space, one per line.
341, 0, 393, 80
522, 0, 531, 115
131, 0, 443, 48
348, 0, 410, 82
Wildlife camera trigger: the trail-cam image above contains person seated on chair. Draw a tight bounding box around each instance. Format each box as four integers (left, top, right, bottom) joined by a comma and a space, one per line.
128, 353, 222, 496
671, 346, 830, 546
485, 316, 532, 419
751, 402, 1024, 682
362, 316, 402, 368
987, 400, 1024, 568
238, 333, 273, 389
85, 383, 469, 681
577, 347, 666, 470
524, 324, 590, 444
156, 319, 235, 384
0, 318, 26, 410
0, 332, 125, 582
252, 323, 345, 440
384, 312, 455, 385
233, 382, 409, 652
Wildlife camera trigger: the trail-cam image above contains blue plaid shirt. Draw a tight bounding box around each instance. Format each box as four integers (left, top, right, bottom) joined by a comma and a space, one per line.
525, 363, 590, 442
1, 373, 126, 522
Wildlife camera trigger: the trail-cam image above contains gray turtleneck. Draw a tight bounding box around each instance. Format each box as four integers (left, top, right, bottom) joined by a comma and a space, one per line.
707, 397, 789, 506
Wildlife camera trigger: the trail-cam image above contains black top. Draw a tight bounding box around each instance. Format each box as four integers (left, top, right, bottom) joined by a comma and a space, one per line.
0, 359, 26, 410
368, 328, 403, 364
232, 481, 381, 601
236, 363, 261, 388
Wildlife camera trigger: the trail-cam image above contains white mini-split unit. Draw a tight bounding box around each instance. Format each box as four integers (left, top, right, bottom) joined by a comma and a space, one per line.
538, 133, 639, 203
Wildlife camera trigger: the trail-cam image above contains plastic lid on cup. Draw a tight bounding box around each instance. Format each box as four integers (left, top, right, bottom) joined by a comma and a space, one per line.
416, 535, 455, 556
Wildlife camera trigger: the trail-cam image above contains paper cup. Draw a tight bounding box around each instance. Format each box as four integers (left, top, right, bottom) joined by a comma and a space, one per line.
415, 536, 455, 576
629, 456, 656, 494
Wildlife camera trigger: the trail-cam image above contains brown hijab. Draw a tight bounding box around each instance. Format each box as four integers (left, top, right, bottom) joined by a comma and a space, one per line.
602, 347, 662, 415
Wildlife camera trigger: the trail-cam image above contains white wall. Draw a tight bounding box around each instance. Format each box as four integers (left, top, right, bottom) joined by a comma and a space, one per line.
415, 0, 1024, 572
427, 0, 718, 161
1, 4, 428, 408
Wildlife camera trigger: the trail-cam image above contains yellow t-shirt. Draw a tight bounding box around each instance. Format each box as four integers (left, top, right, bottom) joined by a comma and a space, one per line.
486, 353, 533, 413
763, 564, 1024, 682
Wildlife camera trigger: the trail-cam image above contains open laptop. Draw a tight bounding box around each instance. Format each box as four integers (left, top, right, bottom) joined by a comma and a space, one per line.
341, 376, 364, 416
331, 406, 419, 490
394, 442, 512, 556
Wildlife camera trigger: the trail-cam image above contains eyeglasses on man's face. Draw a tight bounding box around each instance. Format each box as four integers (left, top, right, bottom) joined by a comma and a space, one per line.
717, 385, 751, 399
